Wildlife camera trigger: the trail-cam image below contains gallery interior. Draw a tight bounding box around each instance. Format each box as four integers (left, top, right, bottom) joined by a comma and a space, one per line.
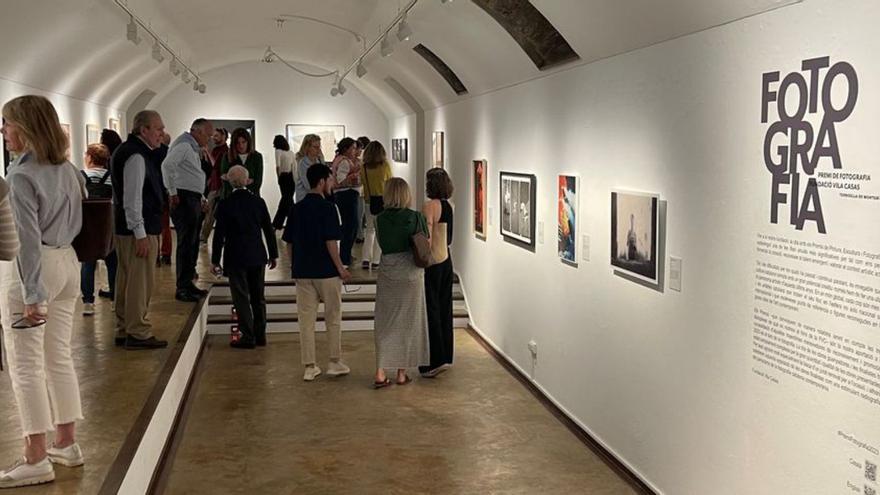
1, 0, 878, 493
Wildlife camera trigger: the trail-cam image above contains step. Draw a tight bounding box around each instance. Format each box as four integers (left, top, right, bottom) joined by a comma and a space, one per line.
207, 307, 470, 326
209, 282, 462, 297
207, 291, 465, 306
206, 316, 473, 335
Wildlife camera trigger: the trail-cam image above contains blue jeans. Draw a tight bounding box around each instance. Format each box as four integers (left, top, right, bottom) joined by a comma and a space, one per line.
80, 250, 117, 303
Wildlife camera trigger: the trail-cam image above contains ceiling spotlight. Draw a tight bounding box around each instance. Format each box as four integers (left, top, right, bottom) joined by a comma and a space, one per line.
182, 71, 192, 84
198, 83, 206, 94
338, 81, 347, 96
380, 34, 394, 57
262, 46, 275, 63
356, 60, 367, 78
126, 16, 141, 45
441, 0, 453, 3
151, 39, 165, 63
396, 15, 413, 42
169, 58, 181, 76
330, 86, 339, 97
193, 79, 199, 91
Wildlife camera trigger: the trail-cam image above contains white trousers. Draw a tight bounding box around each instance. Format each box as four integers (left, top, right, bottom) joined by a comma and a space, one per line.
0, 247, 83, 437
361, 212, 382, 265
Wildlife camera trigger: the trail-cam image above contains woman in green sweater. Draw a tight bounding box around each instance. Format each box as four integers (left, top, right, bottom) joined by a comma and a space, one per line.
372, 178, 430, 387
220, 128, 262, 199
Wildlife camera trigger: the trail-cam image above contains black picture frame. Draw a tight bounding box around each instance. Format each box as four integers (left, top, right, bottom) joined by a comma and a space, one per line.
610, 190, 659, 284
499, 171, 536, 250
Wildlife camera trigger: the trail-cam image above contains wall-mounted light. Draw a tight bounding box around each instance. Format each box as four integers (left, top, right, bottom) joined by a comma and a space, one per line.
151, 39, 165, 63
396, 14, 413, 42
381, 34, 394, 57
126, 16, 141, 44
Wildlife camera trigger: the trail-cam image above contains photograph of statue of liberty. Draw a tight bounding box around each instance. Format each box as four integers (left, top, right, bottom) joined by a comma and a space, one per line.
611, 190, 658, 284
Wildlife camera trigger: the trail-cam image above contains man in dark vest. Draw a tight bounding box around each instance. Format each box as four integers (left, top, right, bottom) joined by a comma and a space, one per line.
111, 110, 168, 350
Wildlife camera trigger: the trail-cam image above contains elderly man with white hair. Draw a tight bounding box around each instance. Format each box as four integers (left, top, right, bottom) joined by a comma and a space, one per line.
211, 165, 278, 348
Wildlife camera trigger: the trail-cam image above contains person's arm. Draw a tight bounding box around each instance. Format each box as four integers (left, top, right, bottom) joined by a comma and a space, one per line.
250, 153, 263, 196
7, 173, 46, 305
0, 180, 20, 261
260, 199, 278, 268
325, 240, 351, 282
322, 204, 350, 280
161, 144, 181, 197
422, 200, 438, 244
219, 154, 231, 198
123, 155, 147, 239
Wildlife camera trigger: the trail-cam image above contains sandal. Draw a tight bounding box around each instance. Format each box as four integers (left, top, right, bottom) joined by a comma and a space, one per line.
396, 375, 412, 386
373, 378, 392, 389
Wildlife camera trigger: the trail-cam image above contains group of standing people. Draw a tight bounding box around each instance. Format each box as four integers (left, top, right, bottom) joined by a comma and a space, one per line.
0, 94, 457, 489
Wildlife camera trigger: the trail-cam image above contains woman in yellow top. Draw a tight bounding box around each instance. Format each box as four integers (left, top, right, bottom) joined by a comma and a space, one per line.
359, 141, 393, 270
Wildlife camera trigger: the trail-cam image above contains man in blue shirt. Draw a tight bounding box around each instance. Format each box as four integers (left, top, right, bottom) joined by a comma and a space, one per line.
161, 118, 214, 302
282, 163, 351, 381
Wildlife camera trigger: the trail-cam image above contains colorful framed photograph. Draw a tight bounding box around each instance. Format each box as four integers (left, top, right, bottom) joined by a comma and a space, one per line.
500, 171, 536, 249
432, 131, 444, 169
558, 174, 578, 265
473, 160, 487, 239
611, 190, 659, 284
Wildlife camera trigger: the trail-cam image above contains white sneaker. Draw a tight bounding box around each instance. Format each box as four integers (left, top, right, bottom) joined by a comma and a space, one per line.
326, 361, 351, 377
82, 303, 95, 316
303, 365, 322, 381
0, 457, 54, 489
47, 443, 84, 467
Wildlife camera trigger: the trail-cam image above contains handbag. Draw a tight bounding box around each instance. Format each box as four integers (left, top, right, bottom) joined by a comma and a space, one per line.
70, 165, 114, 262
410, 213, 435, 268
363, 165, 384, 215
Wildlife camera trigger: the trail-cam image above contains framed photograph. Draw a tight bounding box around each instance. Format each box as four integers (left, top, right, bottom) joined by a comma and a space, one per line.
285, 124, 345, 164
611, 190, 659, 284
558, 174, 578, 265
86, 124, 101, 146
391, 138, 408, 163
432, 131, 444, 169
109, 118, 120, 133
500, 171, 536, 249
473, 160, 487, 239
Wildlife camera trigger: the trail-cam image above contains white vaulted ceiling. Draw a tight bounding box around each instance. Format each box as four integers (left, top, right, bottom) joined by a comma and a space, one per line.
0, 0, 800, 117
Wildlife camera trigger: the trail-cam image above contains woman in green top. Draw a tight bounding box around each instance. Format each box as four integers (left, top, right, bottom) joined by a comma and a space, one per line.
220, 128, 263, 199
360, 141, 393, 270
372, 178, 430, 387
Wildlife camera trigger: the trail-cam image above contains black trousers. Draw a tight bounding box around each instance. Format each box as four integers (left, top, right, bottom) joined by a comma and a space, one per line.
227, 265, 267, 344
171, 190, 202, 292
420, 256, 454, 373
334, 189, 359, 266
272, 172, 295, 229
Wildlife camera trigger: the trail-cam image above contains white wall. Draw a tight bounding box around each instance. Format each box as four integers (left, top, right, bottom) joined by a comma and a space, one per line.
0, 79, 125, 176
435, 0, 880, 493
154, 61, 389, 215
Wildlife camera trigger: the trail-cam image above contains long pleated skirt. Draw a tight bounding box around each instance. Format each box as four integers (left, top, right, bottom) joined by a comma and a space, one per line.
373, 252, 430, 368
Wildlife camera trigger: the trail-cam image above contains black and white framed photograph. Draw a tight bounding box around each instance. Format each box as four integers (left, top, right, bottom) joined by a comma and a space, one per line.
500, 171, 536, 249
391, 138, 408, 162
611, 190, 659, 284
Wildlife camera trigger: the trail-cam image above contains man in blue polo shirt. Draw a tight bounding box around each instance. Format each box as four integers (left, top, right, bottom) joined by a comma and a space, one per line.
282, 163, 352, 381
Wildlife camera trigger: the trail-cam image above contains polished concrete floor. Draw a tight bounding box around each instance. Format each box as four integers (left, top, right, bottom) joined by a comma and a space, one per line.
0, 252, 205, 494
160, 331, 636, 495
